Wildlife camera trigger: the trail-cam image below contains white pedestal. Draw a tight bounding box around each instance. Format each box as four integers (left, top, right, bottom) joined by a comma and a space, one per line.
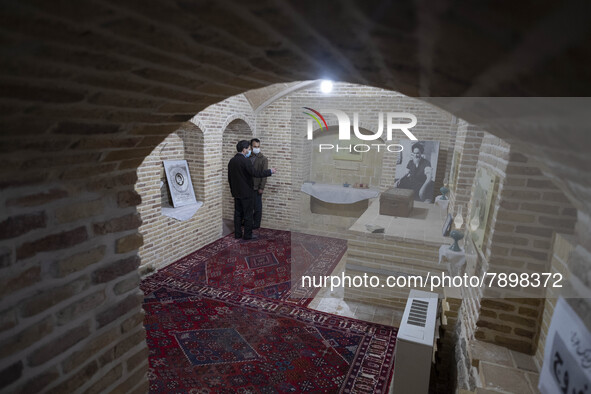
438, 245, 466, 276
435, 195, 449, 211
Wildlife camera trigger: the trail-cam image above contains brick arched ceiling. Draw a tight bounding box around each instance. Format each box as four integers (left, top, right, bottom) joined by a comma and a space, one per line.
1, 0, 590, 205
243, 82, 303, 111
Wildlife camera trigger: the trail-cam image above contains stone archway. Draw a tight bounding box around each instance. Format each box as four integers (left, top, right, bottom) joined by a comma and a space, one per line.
1, 1, 590, 392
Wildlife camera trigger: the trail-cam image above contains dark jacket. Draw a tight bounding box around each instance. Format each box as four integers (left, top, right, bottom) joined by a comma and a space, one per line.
228, 153, 272, 198
251, 152, 268, 190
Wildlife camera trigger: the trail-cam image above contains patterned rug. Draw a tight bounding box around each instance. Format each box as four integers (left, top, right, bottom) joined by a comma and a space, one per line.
144, 285, 397, 393
141, 228, 347, 307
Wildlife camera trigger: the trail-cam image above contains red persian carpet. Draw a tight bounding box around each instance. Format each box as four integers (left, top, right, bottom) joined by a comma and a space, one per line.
143, 285, 398, 393
141, 228, 347, 307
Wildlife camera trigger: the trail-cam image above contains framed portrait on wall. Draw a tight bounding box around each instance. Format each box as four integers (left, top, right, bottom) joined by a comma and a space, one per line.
469, 167, 497, 253
163, 160, 197, 208
394, 140, 440, 203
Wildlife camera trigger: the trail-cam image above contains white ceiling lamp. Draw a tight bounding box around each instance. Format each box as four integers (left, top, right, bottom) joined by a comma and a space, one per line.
320, 80, 333, 93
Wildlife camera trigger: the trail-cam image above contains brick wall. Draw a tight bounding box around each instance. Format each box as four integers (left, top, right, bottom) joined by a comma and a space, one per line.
0, 87, 256, 393
449, 121, 485, 223
451, 133, 578, 390
447, 122, 487, 386
462, 135, 577, 354
310, 127, 385, 188
0, 155, 150, 392
569, 211, 591, 328
345, 235, 448, 309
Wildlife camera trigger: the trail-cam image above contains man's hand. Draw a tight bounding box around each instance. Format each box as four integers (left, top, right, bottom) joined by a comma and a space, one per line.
270, 168, 277, 174
258, 189, 264, 194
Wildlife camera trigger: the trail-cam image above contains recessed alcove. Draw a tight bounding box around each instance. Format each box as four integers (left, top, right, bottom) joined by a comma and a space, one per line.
306, 125, 384, 218
135, 121, 205, 273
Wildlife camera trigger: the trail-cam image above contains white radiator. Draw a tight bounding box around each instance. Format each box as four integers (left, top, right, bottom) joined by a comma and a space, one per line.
390, 290, 439, 394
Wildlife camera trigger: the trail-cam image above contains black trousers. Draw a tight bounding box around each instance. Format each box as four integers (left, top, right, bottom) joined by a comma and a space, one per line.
253, 191, 262, 229
234, 195, 254, 239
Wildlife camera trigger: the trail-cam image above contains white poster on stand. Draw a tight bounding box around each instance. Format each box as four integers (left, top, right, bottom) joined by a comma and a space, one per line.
539, 297, 591, 394
163, 160, 197, 208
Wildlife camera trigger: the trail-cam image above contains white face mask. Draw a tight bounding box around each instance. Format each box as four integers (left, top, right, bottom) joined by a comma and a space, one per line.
252, 148, 261, 154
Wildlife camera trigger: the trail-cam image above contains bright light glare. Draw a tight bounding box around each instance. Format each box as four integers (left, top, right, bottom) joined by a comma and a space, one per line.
320, 80, 333, 93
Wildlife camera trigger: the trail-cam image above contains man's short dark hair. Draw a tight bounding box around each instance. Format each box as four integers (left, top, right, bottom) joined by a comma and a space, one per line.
236, 140, 250, 152
411, 142, 424, 154
250, 138, 260, 145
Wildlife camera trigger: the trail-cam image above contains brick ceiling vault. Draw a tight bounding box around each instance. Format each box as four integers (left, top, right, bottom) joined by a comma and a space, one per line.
1, 0, 590, 202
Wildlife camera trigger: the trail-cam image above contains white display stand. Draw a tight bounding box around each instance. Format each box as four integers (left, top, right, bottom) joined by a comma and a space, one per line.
435, 195, 449, 211
438, 245, 466, 276
162, 201, 203, 221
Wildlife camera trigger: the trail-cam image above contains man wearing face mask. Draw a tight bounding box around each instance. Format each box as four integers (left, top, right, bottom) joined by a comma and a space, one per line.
249, 138, 268, 230
228, 140, 276, 240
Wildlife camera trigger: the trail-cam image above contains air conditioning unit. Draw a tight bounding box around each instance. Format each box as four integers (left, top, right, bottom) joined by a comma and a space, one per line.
390, 290, 439, 394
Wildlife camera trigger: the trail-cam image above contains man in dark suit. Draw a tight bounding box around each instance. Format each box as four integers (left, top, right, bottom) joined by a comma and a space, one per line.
228, 140, 276, 240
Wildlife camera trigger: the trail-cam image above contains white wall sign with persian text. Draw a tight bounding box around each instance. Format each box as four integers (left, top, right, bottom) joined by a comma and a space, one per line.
539, 297, 591, 394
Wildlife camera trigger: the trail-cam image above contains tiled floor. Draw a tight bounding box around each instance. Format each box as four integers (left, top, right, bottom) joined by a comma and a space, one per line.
307, 251, 404, 327
470, 340, 540, 394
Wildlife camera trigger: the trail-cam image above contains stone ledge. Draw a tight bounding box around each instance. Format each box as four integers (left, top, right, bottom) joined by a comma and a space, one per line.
479, 362, 535, 393
469, 339, 540, 393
